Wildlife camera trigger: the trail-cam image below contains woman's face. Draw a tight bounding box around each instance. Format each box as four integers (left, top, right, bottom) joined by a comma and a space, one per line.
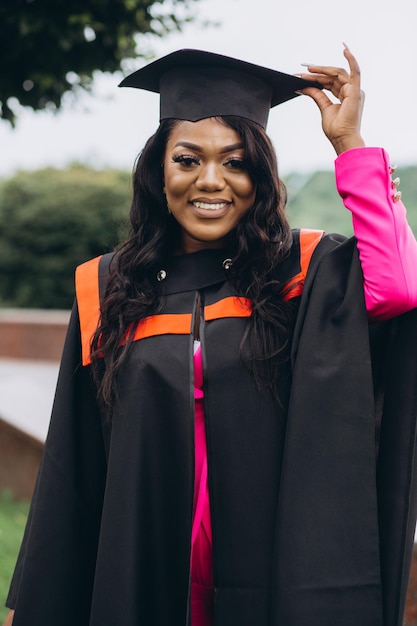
163, 117, 256, 254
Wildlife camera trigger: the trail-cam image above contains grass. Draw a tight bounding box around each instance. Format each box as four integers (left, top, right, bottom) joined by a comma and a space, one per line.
0, 491, 30, 623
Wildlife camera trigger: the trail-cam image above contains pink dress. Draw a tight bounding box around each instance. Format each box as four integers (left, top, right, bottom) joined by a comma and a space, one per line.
191, 342, 214, 626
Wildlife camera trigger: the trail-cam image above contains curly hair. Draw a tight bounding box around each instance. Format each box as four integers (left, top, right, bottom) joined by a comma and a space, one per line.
90, 116, 294, 413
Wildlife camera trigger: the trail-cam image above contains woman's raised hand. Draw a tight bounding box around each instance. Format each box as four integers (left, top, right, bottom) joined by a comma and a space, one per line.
298, 44, 366, 155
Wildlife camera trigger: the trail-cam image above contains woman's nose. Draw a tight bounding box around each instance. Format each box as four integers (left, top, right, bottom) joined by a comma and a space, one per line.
195, 163, 226, 190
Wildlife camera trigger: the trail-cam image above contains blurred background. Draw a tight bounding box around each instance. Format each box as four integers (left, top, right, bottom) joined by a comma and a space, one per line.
0, 0, 416, 622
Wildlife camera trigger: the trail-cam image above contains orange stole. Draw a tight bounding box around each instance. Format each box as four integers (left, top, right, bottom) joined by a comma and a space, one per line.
75, 229, 324, 366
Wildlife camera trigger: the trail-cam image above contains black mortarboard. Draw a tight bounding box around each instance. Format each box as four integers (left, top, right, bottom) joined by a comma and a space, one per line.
118, 49, 322, 129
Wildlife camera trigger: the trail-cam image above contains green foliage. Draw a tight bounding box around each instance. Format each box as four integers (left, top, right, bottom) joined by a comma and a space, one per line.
0, 0, 200, 124
396, 166, 417, 234
0, 491, 30, 620
0, 165, 131, 309
285, 170, 354, 235
285, 164, 417, 237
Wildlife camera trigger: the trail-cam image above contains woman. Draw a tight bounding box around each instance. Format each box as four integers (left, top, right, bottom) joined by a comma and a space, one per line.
4, 46, 417, 626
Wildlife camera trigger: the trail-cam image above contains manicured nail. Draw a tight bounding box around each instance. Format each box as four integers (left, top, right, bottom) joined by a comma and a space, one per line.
300, 63, 316, 67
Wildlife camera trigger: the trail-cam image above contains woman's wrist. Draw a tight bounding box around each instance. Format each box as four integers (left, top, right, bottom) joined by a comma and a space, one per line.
331, 134, 366, 156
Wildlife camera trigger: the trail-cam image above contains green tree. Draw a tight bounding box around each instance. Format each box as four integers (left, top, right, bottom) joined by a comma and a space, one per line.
0, 0, 201, 125
0, 165, 131, 309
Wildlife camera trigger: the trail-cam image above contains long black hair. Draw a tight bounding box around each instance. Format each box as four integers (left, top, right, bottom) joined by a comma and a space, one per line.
90, 115, 294, 412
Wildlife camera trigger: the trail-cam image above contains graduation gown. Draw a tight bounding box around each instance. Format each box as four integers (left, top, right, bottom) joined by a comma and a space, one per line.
7, 230, 417, 626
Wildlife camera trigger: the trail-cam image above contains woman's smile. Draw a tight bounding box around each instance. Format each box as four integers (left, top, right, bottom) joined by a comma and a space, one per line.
163, 117, 256, 253
190, 197, 232, 218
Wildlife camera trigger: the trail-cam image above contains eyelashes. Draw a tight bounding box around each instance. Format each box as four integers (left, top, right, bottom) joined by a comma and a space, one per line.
172, 154, 199, 167
225, 158, 248, 170
171, 154, 248, 169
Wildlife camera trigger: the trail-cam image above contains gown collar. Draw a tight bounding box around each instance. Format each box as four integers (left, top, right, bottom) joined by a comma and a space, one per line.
156, 248, 233, 294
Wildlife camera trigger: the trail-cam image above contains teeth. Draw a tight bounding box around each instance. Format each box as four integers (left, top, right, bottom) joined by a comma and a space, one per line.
193, 201, 228, 210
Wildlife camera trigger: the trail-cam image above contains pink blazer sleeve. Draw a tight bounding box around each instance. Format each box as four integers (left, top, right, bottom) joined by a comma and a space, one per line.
335, 147, 417, 321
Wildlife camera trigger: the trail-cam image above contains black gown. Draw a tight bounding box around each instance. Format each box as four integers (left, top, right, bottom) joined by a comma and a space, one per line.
7, 230, 417, 626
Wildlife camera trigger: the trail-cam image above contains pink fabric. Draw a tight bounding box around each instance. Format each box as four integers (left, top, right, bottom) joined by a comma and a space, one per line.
191, 345, 214, 626
335, 147, 417, 321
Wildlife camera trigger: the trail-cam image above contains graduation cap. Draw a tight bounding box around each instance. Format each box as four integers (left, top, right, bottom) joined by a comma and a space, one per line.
119, 49, 323, 129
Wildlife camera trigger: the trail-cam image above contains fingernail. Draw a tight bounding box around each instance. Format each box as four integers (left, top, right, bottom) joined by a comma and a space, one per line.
343, 41, 350, 50
300, 63, 316, 67
295, 90, 305, 95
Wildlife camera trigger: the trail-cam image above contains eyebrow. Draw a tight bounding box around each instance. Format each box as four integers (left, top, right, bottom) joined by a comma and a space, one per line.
173, 141, 244, 153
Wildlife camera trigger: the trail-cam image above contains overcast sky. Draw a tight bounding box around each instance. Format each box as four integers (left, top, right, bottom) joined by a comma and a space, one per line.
1, 0, 416, 177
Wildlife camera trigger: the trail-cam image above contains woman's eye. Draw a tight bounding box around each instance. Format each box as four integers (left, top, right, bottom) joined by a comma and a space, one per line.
225, 158, 247, 170
172, 154, 199, 167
